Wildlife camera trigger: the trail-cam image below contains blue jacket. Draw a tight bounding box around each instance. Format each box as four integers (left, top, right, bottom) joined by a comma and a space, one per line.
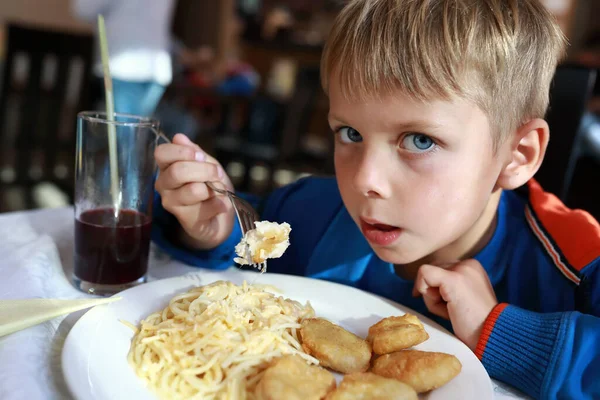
152, 177, 600, 399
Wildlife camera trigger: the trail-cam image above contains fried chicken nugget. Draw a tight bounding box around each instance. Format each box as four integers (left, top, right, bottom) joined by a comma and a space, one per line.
300, 318, 372, 374
371, 350, 462, 393
367, 314, 429, 355
254, 355, 336, 400
325, 372, 417, 400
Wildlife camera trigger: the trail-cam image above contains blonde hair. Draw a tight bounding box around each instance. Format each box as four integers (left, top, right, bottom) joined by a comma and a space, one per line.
321, 0, 567, 144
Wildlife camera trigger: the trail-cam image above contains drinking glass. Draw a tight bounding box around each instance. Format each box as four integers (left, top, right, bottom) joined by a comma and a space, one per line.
73, 111, 159, 296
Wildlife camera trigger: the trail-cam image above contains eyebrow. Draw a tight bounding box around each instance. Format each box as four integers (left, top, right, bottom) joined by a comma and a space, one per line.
328, 113, 444, 133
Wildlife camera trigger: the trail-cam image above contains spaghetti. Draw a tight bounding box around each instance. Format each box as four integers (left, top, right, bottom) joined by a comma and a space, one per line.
127, 280, 317, 399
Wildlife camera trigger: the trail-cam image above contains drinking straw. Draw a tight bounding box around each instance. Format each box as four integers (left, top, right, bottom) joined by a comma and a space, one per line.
98, 15, 120, 216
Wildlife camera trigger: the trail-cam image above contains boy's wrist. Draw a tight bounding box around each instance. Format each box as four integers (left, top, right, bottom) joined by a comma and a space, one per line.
176, 209, 237, 251
177, 226, 212, 251
474, 304, 567, 399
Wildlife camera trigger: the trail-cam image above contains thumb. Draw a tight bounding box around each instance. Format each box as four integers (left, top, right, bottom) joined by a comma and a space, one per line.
196, 195, 231, 222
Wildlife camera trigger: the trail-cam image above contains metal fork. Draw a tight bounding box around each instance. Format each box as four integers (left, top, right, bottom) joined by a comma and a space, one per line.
205, 181, 266, 271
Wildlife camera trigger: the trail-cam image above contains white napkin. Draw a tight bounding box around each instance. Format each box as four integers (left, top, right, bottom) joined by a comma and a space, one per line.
0, 214, 83, 400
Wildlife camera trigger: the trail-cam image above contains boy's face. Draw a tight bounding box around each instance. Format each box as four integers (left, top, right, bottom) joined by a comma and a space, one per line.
329, 79, 509, 265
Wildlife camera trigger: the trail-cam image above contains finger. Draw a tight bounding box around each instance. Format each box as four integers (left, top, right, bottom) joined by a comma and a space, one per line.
159, 184, 212, 209
412, 264, 437, 296
447, 259, 486, 276
194, 195, 231, 222
413, 264, 455, 300
171, 133, 222, 166
162, 161, 222, 190
422, 288, 450, 319
412, 261, 458, 297
155, 143, 204, 170
173, 182, 211, 206
412, 282, 422, 297
411, 279, 448, 302
412, 275, 428, 297
431, 260, 460, 269
164, 194, 230, 226
422, 286, 444, 303
172, 133, 200, 151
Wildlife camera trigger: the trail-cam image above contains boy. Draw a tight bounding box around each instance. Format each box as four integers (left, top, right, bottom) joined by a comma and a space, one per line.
152, 0, 600, 398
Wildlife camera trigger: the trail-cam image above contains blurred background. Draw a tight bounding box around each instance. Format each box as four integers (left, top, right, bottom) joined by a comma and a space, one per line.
0, 0, 598, 221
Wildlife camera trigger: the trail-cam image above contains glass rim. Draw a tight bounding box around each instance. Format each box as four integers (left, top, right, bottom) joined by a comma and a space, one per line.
77, 111, 159, 128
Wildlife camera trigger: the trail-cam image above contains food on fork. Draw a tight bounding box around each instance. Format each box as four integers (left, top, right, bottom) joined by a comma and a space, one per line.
371, 349, 462, 393
300, 318, 372, 374
367, 314, 429, 354
325, 372, 417, 400
254, 354, 336, 400
234, 221, 291, 269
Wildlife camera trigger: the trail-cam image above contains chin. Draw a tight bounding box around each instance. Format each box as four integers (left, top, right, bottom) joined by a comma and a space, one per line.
371, 245, 424, 265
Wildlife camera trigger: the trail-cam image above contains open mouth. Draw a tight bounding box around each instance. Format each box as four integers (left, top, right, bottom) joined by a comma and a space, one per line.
359, 218, 403, 246
370, 223, 398, 232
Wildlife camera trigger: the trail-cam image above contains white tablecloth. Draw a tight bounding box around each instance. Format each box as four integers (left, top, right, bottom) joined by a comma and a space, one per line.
0, 207, 529, 400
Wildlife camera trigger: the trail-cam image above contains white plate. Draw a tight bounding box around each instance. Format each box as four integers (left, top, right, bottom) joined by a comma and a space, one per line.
62, 269, 494, 400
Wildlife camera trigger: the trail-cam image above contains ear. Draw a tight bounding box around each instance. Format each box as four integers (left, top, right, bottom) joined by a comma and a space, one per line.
496, 118, 549, 190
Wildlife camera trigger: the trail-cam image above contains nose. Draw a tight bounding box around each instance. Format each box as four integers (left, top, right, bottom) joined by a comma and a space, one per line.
353, 148, 393, 199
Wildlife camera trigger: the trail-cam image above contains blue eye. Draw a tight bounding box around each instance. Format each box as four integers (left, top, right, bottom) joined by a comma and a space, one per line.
401, 134, 435, 152
338, 127, 363, 143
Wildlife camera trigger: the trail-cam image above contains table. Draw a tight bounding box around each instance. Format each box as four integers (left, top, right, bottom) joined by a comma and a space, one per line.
0, 207, 529, 400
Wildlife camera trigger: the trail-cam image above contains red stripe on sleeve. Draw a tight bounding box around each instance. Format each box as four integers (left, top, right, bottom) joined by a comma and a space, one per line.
475, 303, 509, 360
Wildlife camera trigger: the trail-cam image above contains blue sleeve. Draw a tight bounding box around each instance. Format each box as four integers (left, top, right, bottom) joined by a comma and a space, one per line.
150, 177, 340, 272
150, 191, 256, 269
477, 260, 600, 399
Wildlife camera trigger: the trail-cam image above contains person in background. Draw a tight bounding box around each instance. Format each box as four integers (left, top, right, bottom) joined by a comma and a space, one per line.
72, 0, 176, 117
184, 8, 259, 103
160, 8, 258, 141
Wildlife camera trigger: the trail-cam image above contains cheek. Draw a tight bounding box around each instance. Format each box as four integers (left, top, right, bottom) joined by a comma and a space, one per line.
334, 153, 354, 196
407, 153, 500, 233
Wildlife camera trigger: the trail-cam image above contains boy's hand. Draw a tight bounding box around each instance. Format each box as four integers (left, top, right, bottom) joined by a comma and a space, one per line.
412, 259, 498, 352
154, 133, 235, 250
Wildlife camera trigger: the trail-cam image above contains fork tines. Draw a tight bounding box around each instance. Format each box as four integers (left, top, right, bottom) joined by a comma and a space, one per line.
228, 194, 265, 271
206, 182, 265, 271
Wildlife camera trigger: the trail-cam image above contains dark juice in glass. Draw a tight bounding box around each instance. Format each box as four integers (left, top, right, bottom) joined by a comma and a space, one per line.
74, 208, 152, 286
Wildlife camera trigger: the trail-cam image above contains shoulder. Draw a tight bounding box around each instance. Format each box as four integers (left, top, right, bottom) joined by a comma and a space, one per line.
262, 176, 343, 218
512, 179, 600, 283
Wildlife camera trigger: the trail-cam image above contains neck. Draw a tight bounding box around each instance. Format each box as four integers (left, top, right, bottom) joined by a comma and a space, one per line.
395, 189, 502, 280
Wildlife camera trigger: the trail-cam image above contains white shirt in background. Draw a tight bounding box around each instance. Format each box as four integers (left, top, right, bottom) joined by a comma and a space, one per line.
73, 0, 176, 86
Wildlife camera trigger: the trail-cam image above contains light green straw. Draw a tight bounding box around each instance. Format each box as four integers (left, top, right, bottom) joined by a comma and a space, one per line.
98, 15, 120, 216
